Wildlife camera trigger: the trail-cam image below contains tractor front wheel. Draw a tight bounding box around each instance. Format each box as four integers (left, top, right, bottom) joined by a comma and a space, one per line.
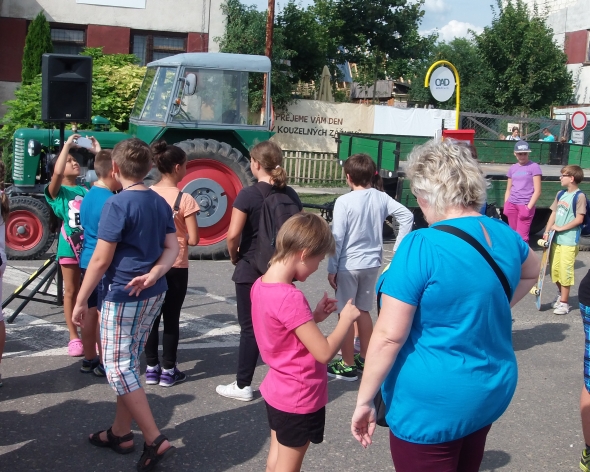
174, 139, 254, 260
6, 196, 55, 260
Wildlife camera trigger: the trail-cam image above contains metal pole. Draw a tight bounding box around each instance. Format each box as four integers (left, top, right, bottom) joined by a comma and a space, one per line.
57, 122, 65, 304
262, 0, 275, 114
265, 0, 275, 60
424, 60, 461, 130
59, 122, 65, 152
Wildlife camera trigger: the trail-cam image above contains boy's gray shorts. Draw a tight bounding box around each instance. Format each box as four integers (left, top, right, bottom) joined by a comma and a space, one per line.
335, 267, 380, 313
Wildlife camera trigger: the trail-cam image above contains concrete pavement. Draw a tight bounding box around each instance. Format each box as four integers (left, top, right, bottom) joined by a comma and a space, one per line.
0, 243, 588, 471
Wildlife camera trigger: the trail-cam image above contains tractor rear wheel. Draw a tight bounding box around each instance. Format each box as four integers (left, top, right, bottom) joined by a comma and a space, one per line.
174, 139, 254, 260
6, 196, 55, 260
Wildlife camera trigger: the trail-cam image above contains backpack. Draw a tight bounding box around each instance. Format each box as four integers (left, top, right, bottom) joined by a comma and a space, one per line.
254, 184, 300, 274
557, 189, 590, 236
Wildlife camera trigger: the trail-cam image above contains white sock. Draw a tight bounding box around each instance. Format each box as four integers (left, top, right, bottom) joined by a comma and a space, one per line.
147, 364, 159, 370
162, 367, 175, 374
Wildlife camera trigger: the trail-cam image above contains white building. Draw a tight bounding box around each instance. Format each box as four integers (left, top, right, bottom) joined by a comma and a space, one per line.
518, 0, 578, 15
0, 0, 226, 115
522, 0, 590, 104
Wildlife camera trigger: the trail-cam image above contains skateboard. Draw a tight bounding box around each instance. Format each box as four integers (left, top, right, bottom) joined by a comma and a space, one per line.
530, 230, 555, 310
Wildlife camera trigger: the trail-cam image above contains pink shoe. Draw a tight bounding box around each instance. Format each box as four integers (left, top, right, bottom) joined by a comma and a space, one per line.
68, 339, 84, 357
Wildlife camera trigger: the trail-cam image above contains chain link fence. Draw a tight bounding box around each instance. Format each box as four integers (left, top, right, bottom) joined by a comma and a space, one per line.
460, 112, 566, 141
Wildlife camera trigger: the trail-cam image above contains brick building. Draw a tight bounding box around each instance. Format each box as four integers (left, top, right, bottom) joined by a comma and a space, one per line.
0, 0, 225, 115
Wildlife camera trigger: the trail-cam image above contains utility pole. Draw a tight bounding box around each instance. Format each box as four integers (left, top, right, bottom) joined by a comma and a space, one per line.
262, 0, 275, 116
265, 0, 275, 59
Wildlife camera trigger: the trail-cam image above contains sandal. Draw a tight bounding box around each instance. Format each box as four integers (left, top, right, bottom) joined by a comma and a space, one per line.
68, 338, 84, 357
89, 427, 135, 454
137, 434, 176, 471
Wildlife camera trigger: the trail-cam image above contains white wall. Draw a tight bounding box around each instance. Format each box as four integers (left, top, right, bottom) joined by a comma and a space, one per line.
511, 0, 579, 16
545, 1, 590, 34
542, 1, 590, 105
0, 82, 19, 117
1, 0, 222, 36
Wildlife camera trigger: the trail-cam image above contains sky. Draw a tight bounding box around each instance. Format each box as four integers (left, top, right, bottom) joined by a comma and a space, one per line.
242, 0, 496, 43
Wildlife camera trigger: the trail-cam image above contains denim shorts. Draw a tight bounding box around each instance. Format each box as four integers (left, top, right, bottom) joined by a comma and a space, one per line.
580, 303, 590, 393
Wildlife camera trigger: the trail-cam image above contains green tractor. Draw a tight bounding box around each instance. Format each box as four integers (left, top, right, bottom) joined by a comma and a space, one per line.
8, 53, 273, 260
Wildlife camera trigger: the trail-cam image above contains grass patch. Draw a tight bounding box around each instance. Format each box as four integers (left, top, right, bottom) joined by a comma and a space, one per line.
298, 194, 338, 206
299, 194, 338, 216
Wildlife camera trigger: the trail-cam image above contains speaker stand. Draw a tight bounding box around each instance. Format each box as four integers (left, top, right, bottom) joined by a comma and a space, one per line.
59, 122, 65, 152
3, 255, 64, 323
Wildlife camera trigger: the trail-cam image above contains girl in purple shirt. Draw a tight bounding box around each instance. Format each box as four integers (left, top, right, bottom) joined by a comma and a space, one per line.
504, 141, 542, 242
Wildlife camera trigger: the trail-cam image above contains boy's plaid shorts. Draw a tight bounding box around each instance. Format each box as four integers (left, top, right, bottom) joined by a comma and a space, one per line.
101, 294, 164, 395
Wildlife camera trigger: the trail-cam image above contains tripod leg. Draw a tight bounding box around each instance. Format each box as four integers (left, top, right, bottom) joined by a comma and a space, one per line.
57, 264, 63, 306
2, 257, 55, 309
6, 263, 58, 324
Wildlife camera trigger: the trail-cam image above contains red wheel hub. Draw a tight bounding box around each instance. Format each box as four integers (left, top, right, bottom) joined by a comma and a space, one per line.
178, 158, 244, 246
6, 210, 44, 251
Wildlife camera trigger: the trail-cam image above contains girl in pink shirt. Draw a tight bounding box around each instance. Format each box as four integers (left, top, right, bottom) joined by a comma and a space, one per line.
251, 213, 360, 472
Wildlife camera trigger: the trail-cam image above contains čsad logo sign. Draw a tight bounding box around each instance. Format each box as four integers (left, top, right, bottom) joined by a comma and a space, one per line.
429, 66, 455, 102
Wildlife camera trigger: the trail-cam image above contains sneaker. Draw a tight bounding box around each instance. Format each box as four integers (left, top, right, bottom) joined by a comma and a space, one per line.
354, 353, 365, 372
216, 381, 254, 401
552, 293, 562, 309
159, 366, 187, 387
581, 448, 590, 472
327, 359, 358, 381
145, 364, 161, 385
354, 337, 361, 354
93, 363, 106, 377
80, 356, 100, 373
554, 301, 571, 315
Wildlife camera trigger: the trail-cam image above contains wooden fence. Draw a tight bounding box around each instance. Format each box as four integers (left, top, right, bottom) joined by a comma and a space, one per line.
283, 151, 344, 185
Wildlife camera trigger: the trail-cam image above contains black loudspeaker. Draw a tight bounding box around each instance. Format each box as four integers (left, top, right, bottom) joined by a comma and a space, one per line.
41, 54, 92, 122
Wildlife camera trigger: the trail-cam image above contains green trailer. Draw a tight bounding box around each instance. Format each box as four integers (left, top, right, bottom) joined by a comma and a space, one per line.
9, 53, 273, 260
336, 132, 590, 235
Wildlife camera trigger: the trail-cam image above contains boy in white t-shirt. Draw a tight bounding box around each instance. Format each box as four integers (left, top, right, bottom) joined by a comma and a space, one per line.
327, 153, 413, 381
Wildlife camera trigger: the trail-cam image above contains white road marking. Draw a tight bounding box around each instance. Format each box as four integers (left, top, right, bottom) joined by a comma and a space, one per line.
3, 265, 58, 295
186, 287, 237, 306
3, 306, 240, 358
2, 264, 241, 358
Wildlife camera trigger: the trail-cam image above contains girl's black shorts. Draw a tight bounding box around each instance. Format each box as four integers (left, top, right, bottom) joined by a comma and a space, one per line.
265, 401, 325, 448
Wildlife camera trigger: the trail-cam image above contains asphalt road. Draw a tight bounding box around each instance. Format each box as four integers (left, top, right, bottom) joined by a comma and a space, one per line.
0, 240, 588, 471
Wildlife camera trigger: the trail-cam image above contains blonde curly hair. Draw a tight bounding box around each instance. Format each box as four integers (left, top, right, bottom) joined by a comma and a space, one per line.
406, 139, 489, 217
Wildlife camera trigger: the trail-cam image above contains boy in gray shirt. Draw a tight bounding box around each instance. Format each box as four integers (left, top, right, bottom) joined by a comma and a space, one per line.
327, 154, 413, 381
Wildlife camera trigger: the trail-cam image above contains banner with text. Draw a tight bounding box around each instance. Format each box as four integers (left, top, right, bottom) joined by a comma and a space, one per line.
271, 100, 457, 152
271, 100, 374, 153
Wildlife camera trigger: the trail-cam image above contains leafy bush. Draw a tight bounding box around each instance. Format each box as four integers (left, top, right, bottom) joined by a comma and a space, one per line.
0, 48, 145, 182
82, 48, 145, 130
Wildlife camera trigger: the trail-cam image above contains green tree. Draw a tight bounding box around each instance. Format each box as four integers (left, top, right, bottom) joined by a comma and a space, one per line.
217, 0, 295, 112
317, 0, 433, 93
475, 0, 572, 115
21, 11, 53, 85
277, 1, 327, 84
410, 37, 495, 113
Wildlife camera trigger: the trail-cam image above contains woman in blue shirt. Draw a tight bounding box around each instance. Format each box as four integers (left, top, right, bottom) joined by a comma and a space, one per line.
350, 139, 540, 472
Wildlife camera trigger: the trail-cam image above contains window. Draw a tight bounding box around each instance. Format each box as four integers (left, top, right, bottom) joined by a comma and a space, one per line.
51, 28, 86, 55
171, 68, 266, 126
131, 67, 177, 122
131, 33, 186, 66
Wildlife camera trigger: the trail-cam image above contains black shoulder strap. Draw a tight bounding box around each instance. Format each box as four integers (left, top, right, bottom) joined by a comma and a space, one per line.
173, 191, 183, 213
434, 224, 512, 301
